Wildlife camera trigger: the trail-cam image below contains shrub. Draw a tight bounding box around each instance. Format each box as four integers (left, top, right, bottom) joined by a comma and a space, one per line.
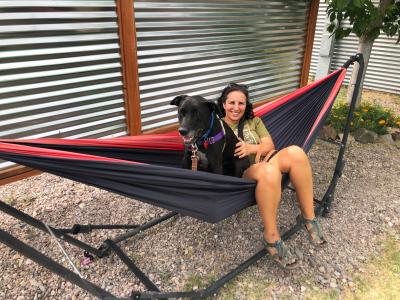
327, 102, 400, 135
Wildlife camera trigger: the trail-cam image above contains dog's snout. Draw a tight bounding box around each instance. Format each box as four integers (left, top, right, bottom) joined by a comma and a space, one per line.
178, 127, 188, 136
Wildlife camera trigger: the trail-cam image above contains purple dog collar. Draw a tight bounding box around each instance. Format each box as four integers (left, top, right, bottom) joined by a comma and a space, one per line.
203, 131, 225, 148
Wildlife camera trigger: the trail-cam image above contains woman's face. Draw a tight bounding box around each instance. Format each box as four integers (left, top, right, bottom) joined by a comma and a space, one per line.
223, 90, 247, 124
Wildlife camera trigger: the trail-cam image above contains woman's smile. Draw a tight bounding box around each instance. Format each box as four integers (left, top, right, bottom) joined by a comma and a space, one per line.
223, 90, 247, 124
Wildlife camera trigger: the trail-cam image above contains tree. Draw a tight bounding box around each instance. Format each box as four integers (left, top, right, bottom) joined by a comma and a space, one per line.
326, 0, 400, 106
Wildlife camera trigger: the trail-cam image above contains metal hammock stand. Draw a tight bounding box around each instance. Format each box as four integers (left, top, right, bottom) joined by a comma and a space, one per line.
0, 54, 364, 299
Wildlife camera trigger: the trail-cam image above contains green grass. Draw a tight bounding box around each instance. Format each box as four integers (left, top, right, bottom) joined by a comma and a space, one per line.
215, 272, 275, 299
305, 234, 400, 300
4, 195, 16, 206
213, 234, 399, 300
183, 273, 218, 298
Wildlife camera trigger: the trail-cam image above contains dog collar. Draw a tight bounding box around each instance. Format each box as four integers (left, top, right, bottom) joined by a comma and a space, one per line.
202, 131, 225, 148
197, 112, 215, 143
196, 113, 225, 148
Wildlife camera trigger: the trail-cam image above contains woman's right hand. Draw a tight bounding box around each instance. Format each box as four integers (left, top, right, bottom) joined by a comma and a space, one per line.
235, 138, 256, 158
255, 137, 275, 163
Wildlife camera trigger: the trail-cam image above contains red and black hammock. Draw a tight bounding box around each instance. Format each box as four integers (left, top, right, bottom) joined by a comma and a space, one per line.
0, 68, 346, 223
0, 55, 364, 299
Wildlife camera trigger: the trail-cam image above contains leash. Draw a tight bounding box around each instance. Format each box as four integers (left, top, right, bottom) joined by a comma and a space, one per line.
190, 143, 199, 171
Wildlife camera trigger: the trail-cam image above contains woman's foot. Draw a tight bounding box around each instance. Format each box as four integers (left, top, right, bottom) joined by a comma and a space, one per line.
264, 238, 299, 269
297, 215, 327, 246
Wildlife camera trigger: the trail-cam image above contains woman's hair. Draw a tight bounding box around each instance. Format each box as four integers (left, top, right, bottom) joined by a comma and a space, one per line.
217, 83, 254, 120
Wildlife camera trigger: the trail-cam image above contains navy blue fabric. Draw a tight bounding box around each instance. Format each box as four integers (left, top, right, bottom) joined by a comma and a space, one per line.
0, 71, 343, 222
262, 72, 340, 152
0, 153, 255, 223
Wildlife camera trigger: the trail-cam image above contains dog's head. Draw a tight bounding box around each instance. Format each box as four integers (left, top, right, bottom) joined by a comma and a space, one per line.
171, 95, 219, 144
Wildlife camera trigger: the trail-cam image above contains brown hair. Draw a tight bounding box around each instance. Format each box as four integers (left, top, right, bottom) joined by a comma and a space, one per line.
217, 83, 254, 120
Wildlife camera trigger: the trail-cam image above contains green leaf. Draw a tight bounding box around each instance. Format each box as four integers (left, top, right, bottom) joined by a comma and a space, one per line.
352, 0, 362, 8
330, 12, 337, 22
337, 0, 351, 10
327, 22, 336, 33
390, 24, 399, 36
344, 28, 353, 36
369, 27, 381, 40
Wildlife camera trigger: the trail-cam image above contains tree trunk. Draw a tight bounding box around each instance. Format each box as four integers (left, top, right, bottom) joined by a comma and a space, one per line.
346, 0, 391, 107
346, 36, 374, 107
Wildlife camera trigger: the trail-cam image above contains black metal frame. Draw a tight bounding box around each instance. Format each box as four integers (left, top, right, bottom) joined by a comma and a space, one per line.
0, 54, 364, 299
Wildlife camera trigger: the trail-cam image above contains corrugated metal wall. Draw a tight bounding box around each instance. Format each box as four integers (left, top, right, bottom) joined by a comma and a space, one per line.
134, 0, 312, 131
0, 1, 127, 140
310, 0, 400, 94
0, 1, 127, 170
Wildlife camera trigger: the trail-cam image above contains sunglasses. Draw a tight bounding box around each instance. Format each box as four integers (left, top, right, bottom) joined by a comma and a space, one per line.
227, 82, 249, 90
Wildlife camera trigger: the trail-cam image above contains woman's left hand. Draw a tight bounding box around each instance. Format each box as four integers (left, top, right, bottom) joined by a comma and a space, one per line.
234, 138, 254, 158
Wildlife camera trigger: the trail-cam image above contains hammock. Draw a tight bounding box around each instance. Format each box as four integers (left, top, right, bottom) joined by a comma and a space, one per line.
0, 68, 345, 223
0, 54, 364, 299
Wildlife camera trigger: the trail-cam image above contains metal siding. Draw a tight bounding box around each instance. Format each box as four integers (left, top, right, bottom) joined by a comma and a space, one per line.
311, 0, 400, 94
0, 1, 127, 140
0, 0, 127, 170
134, 0, 312, 131
310, 1, 327, 75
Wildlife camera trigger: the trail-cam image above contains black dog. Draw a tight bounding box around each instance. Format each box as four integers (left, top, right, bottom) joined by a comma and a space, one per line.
170, 95, 250, 177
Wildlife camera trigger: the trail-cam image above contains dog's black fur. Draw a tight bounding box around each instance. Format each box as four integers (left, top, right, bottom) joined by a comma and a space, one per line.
170, 95, 250, 177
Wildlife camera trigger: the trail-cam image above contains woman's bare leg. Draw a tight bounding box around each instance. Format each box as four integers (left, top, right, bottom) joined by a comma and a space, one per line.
270, 146, 315, 220
243, 161, 298, 267
243, 163, 282, 243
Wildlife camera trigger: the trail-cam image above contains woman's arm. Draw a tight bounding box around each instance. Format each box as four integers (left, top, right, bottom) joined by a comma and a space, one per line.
255, 137, 275, 163
234, 136, 275, 161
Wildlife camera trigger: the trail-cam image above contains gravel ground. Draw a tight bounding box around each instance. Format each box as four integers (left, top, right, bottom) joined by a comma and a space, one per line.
0, 137, 399, 300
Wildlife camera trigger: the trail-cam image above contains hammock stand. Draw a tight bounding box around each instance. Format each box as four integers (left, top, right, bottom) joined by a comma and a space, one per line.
0, 54, 364, 299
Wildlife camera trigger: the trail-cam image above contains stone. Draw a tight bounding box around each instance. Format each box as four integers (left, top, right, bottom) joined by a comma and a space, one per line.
352, 128, 378, 143
318, 266, 326, 273
377, 134, 394, 144
338, 133, 355, 143
395, 140, 400, 149
392, 131, 400, 141
330, 281, 338, 288
295, 248, 304, 260
319, 124, 338, 140
388, 127, 400, 141
308, 257, 317, 267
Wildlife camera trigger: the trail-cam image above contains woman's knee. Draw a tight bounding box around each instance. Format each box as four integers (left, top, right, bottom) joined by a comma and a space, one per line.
287, 145, 308, 164
244, 163, 281, 183
258, 163, 281, 185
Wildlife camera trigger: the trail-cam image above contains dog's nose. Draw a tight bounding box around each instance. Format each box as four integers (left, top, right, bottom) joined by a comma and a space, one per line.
178, 127, 188, 136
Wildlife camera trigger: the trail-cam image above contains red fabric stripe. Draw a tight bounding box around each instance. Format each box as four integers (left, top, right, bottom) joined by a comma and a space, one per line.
253, 69, 343, 117
0, 131, 185, 151
304, 68, 347, 144
0, 142, 140, 164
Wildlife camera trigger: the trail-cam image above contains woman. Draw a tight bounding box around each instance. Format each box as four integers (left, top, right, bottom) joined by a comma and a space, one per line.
218, 83, 326, 269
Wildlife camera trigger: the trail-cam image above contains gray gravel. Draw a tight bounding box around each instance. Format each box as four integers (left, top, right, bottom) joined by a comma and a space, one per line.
0, 138, 399, 300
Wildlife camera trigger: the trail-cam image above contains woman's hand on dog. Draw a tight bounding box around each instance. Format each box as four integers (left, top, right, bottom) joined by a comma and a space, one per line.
235, 137, 276, 161
235, 138, 257, 158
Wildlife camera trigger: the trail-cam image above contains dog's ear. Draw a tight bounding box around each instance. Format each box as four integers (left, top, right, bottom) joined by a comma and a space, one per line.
170, 95, 187, 107
205, 99, 222, 115
214, 104, 224, 118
